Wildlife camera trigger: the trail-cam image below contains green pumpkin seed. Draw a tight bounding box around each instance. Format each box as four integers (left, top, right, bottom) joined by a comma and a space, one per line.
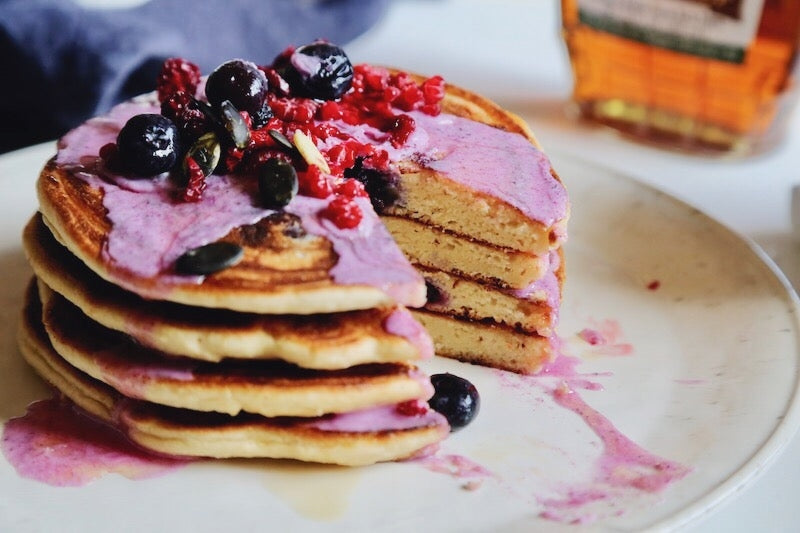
220, 100, 251, 149
183, 132, 221, 178
175, 241, 244, 275
258, 158, 298, 209
268, 129, 294, 151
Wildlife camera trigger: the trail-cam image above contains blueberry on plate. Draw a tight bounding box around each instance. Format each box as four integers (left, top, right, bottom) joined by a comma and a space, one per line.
428, 373, 480, 430
205, 59, 269, 117
280, 41, 354, 100
116, 114, 179, 176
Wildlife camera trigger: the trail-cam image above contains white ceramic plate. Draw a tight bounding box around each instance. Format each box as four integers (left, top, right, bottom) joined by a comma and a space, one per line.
1, 145, 799, 531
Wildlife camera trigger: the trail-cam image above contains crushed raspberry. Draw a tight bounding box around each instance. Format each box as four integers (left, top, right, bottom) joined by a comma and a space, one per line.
157, 58, 201, 103
647, 280, 661, 291
323, 196, 362, 229
241, 147, 293, 175
312, 122, 349, 142
222, 147, 245, 174
249, 128, 278, 148
260, 66, 291, 96
318, 100, 342, 121
182, 157, 206, 202
394, 84, 424, 112
395, 400, 429, 417
389, 114, 415, 148
324, 144, 355, 175
422, 76, 445, 104
299, 165, 334, 198
268, 95, 318, 123
335, 178, 368, 199
161, 91, 207, 141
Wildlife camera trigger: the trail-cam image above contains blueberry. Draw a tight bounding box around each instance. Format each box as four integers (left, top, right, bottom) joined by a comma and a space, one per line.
279, 41, 354, 100
258, 158, 298, 209
343, 159, 400, 213
175, 242, 244, 275
116, 114, 179, 176
205, 60, 269, 117
428, 373, 480, 430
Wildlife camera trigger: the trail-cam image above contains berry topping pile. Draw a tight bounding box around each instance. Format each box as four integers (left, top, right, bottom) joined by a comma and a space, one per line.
101, 41, 446, 238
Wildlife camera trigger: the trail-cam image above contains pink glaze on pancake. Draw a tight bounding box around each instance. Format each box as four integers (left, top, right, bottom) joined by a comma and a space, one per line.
308, 404, 447, 433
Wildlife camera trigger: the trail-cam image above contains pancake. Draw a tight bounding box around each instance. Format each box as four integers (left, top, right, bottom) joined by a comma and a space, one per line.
19, 281, 449, 465
381, 215, 551, 290
411, 310, 553, 374
420, 252, 563, 336
38, 282, 432, 417
38, 153, 425, 314
25, 215, 430, 368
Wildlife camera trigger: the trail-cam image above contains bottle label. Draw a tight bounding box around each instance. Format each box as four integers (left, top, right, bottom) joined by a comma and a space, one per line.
576, 0, 765, 63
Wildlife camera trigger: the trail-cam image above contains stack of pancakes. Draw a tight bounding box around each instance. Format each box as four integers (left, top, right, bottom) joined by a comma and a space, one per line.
20, 147, 449, 464
17, 59, 569, 466
382, 83, 569, 374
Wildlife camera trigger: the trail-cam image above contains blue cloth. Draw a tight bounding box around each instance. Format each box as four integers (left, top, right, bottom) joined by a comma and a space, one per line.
0, 0, 388, 153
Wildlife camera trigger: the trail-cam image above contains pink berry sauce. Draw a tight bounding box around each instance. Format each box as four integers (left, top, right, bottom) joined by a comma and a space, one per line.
490, 328, 691, 525
1, 399, 188, 487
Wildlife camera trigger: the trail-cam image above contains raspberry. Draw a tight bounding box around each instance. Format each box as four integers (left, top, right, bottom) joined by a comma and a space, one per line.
157, 58, 201, 103
222, 147, 245, 174
250, 129, 278, 148
323, 196, 362, 229
182, 156, 206, 202
312, 123, 348, 142
421, 75, 445, 104
241, 147, 293, 174
335, 178, 368, 199
299, 165, 333, 198
363, 67, 389, 91
161, 91, 207, 142
269, 95, 318, 123
395, 400, 429, 417
318, 101, 342, 121
324, 144, 355, 175
389, 114, 415, 148
260, 66, 291, 96
394, 85, 424, 111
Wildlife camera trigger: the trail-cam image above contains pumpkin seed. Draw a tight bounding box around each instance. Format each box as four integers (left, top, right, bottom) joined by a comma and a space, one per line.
220, 100, 251, 149
258, 158, 298, 209
175, 241, 244, 275
183, 132, 221, 178
268, 129, 294, 151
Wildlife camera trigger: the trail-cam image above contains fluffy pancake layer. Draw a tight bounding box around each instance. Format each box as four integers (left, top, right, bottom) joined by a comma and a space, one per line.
20, 282, 448, 465
382, 215, 550, 290
25, 215, 428, 368
38, 159, 424, 314
38, 282, 432, 417
420, 259, 562, 337
411, 310, 553, 375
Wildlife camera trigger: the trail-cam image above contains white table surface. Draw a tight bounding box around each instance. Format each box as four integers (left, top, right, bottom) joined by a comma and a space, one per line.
2, 1, 799, 530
